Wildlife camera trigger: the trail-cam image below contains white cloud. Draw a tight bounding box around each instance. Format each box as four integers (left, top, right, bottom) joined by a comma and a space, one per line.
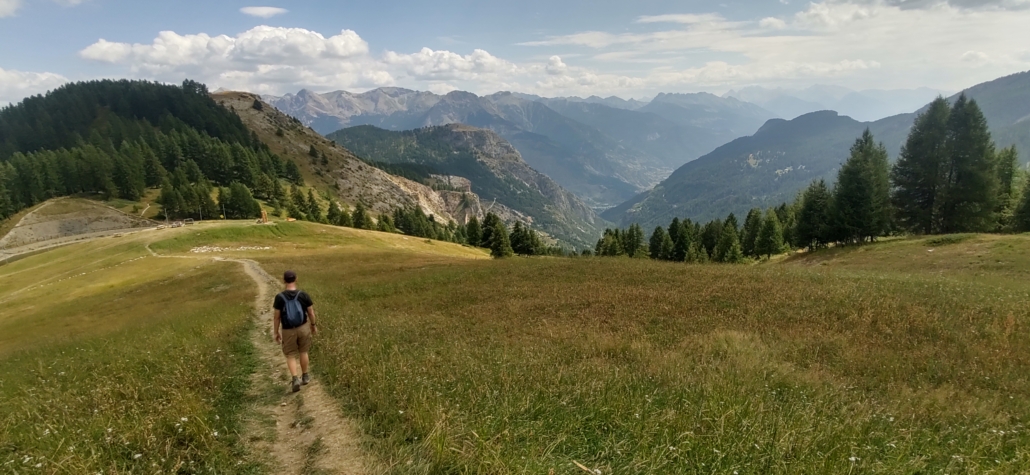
0, 0, 21, 17
759, 17, 788, 29
383, 47, 518, 81
240, 6, 287, 18
73, 1, 1030, 99
0, 68, 69, 105
545, 55, 567, 75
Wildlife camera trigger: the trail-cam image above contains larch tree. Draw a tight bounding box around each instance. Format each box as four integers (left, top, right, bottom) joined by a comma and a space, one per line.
756, 209, 784, 258
938, 94, 999, 233
891, 97, 951, 234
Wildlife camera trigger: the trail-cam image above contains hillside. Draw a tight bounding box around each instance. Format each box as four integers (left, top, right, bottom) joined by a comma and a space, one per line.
328, 124, 605, 247
0, 197, 154, 253
213, 91, 536, 229
606, 70, 1030, 227
639, 92, 776, 138
266, 88, 773, 209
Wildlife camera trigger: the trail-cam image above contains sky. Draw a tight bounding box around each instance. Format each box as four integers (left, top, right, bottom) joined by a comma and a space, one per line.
1, 0, 1030, 105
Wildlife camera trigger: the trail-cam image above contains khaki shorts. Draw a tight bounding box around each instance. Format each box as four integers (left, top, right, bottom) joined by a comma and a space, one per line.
281, 322, 312, 356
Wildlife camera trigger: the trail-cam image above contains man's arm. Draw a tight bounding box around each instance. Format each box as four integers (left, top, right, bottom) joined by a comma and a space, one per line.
307, 306, 317, 335
273, 309, 282, 343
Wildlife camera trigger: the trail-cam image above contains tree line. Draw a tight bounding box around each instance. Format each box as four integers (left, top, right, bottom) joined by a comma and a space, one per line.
0, 79, 303, 222
602, 94, 1029, 262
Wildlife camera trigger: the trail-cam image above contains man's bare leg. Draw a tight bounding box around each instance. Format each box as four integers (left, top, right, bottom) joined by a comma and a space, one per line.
299, 353, 310, 374
286, 356, 300, 377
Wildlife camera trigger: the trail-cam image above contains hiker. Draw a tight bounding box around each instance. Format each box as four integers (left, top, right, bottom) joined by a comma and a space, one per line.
273, 270, 318, 392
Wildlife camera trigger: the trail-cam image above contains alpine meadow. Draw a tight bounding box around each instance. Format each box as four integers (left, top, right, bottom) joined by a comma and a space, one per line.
4, 1, 1030, 473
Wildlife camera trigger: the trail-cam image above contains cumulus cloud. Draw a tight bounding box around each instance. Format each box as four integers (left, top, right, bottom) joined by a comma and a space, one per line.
240, 6, 287, 18
0, 0, 21, 17
382, 48, 518, 80
759, 17, 788, 29
0, 68, 69, 105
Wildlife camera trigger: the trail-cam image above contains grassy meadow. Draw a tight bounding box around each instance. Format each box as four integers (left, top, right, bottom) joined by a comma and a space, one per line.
243, 230, 1030, 473
3, 217, 1030, 473
0, 230, 261, 473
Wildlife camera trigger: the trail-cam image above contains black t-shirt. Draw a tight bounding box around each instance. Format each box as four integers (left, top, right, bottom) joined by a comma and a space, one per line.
273, 290, 314, 328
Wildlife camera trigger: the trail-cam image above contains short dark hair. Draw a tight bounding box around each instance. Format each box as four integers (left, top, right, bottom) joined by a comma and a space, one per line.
283, 270, 297, 283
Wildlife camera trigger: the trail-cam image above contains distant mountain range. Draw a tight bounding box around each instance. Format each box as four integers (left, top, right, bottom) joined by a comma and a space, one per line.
328, 124, 605, 247
604, 71, 1030, 228
264, 89, 775, 210
724, 85, 948, 122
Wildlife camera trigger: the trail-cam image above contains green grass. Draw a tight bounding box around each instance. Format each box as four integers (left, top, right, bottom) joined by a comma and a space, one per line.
246, 234, 1030, 474
0, 232, 263, 473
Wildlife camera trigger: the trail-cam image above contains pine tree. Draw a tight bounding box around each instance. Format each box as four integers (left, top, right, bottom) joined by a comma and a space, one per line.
220, 182, 261, 219
649, 226, 673, 260
308, 144, 319, 158
994, 146, 1020, 231
377, 214, 395, 232
741, 208, 762, 258
327, 200, 342, 226
795, 180, 832, 251
306, 189, 324, 223
481, 213, 500, 247
488, 220, 514, 258
892, 97, 950, 234
290, 186, 307, 220
939, 94, 999, 233
714, 220, 743, 262
352, 202, 371, 229
466, 216, 482, 247
623, 223, 645, 257
1014, 176, 1030, 232
337, 205, 353, 227
756, 209, 784, 258
700, 219, 722, 258
829, 129, 891, 244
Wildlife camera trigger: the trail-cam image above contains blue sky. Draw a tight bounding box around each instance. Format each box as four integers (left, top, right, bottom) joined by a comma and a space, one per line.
2, 0, 1030, 104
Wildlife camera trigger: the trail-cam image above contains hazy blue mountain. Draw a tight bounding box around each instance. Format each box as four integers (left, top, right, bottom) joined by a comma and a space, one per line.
267, 88, 771, 210
725, 85, 948, 121
638, 92, 776, 138
606, 71, 1030, 228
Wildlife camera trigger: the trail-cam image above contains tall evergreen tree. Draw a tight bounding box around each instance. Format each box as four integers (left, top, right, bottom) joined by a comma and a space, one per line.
795, 179, 832, 251
829, 129, 891, 244
938, 94, 999, 233
715, 220, 744, 263
994, 146, 1020, 231
306, 189, 324, 223
488, 220, 514, 258
756, 209, 784, 258
649, 226, 673, 260
352, 202, 371, 229
466, 216, 482, 247
480, 213, 501, 248
1015, 177, 1030, 233
327, 200, 343, 225
623, 223, 645, 258
741, 208, 763, 258
891, 97, 951, 234
700, 219, 723, 258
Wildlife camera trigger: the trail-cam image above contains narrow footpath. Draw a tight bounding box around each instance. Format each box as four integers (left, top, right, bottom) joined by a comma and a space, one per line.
143, 241, 378, 474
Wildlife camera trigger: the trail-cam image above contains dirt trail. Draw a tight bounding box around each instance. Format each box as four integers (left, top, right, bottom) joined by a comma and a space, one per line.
231, 257, 378, 475
143, 242, 377, 474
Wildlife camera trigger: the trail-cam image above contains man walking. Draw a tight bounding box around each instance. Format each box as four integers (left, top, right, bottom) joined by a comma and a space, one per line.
273, 270, 317, 392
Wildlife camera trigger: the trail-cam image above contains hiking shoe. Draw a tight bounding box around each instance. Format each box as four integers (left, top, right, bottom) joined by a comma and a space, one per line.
291, 376, 301, 393
301, 373, 311, 385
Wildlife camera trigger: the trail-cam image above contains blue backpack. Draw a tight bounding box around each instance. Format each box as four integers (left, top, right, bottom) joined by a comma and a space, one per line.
280, 292, 306, 328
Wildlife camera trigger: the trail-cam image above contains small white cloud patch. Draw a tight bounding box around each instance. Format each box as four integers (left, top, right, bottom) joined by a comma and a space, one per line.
0, 0, 21, 18
240, 6, 288, 18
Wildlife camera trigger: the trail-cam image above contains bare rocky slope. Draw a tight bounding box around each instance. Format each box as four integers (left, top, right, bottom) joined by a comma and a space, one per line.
213, 92, 528, 228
